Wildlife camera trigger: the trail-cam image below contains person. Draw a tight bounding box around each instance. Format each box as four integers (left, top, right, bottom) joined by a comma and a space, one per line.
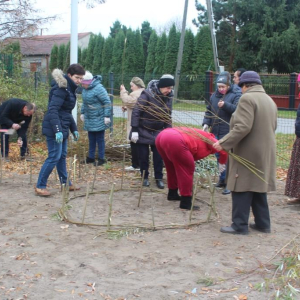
0, 98, 35, 161
156, 127, 228, 210
285, 97, 300, 204
120, 77, 145, 171
233, 68, 247, 86
213, 71, 277, 235
202, 71, 241, 195
130, 74, 175, 189
35, 64, 85, 197
80, 71, 111, 166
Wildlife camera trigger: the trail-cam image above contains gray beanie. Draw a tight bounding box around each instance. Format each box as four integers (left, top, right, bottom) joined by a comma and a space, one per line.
157, 74, 175, 88
238, 71, 262, 87
131, 77, 145, 88
217, 71, 231, 86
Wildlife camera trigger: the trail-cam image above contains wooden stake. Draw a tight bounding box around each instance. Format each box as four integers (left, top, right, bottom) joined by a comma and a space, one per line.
29, 145, 32, 184
137, 170, 145, 207
189, 174, 199, 223
91, 161, 98, 192
121, 148, 125, 190
107, 183, 116, 230
206, 171, 216, 222
82, 182, 90, 224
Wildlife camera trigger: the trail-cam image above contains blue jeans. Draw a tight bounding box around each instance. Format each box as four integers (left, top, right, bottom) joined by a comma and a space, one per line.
88, 131, 105, 159
36, 136, 70, 188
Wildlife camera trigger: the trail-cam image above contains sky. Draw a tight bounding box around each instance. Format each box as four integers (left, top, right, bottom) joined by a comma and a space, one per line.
34, 0, 205, 37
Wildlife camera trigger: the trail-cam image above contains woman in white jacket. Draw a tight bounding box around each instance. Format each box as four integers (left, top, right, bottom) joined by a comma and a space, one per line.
120, 77, 145, 171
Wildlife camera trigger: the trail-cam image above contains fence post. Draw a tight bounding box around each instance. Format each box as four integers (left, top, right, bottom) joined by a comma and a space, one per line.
109, 72, 114, 133
289, 72, 297, 109
205, 71, 214, 103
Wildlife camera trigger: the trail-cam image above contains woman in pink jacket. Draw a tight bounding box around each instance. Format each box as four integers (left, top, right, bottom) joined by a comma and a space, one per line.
156, 127, 228, 210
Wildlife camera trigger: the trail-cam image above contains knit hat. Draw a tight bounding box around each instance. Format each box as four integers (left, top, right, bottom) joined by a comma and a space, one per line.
81, 71, 93, 85
238, 71, 262, 87
131, 77, 145, 88
216, 71, 231, 86
157, 74, 175, 88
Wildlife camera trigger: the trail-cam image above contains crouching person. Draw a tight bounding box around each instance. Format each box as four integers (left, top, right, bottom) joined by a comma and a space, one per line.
156, 127, 228, 210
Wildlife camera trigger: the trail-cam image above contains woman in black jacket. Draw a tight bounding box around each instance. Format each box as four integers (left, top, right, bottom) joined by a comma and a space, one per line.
35, 64, 85, 197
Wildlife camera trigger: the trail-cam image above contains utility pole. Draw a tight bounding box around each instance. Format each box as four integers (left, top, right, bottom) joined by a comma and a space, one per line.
71, 0, 78, 122
206, 0, 219, 73
173, 0, 189, 101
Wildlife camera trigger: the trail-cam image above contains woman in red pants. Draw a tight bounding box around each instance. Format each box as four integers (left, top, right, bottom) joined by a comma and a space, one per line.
156, 127, 228, 210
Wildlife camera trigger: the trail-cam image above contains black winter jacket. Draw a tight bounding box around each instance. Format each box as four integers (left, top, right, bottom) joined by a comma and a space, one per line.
0, 98, 32, 140
42, 69, 78, 138
202, 85, 241, 138
131, 80, 172, 145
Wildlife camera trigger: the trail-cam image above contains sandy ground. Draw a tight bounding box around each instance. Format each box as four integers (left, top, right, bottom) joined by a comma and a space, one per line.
0, 158, 299, 300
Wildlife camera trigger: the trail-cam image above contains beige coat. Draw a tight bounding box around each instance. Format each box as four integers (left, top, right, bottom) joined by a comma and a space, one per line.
219, 85, 277, 192
120, 88, 144, 141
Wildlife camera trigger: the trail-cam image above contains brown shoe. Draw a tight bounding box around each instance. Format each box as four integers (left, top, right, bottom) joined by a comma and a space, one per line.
35, 187, 51, 197
287, 198, 300, 205
69, 185, 80, 191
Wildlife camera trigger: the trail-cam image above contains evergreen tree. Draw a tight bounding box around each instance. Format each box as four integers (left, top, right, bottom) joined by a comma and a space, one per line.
155, 32, 167, 76
101, 37, 114, 87
63, 41, 70, 72
145, 30, 158, 76
163, 24, 180, 74
49, 44, 59, 71
81, 48, 88, 69
141, 21, 152, 63
109, 20, 122, 38
193, 26, 213, 74
85, 33, 96, 71
92, 33, 105, 75
181, 29, 195, 75
133, 29, 145, 75
57, 43, 66, 70
78, 47, 82, 65
111, 30, 125, 76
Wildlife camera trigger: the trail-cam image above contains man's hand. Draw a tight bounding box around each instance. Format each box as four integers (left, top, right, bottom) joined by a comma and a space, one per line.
203, 124, 209, 132
17, 137, 23, 147
122, 106, 127, 112
73, 131, 79, 141
104, 117, 111, 125
12, 123, 21, 130
55, 132, 63, 144
213, 141, 223, 151
80, 114, 84, 122
131, 132, 139, 143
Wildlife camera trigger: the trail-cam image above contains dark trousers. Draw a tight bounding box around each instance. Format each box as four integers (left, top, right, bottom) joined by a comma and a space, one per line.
138, 143, 163, 180
231, 191, 270, 232
130, 142, 139, 168
1, 131, 28, 158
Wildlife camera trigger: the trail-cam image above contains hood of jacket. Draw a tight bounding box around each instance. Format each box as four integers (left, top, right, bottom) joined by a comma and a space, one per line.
51, 69, 67, 88
85, 75, 103, 90
147, 79, 174, 98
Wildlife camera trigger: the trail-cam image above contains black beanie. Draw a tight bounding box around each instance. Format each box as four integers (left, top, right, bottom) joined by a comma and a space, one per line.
157, 74, 175, 88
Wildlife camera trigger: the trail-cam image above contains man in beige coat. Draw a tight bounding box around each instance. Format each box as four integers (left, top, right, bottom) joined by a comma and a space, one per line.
120, 77, 145, 171
213, 71, 277, 235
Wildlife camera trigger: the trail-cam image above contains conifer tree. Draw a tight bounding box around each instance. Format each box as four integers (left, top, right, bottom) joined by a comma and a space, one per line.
111, 29, 125, 85
92, 33, 105, 75
81, 48, 88, 69
181, 29, 195, 75
163, 24, 179, 74
78, 47, 82, 65
85, 33, 96, 71
57, 43, 66, 70
63, 41, 70, 72
101, 37, 114, 87
133, 29, 145, 75
49, 44, 58, 71
144, 30, 158, 83
141, 21, 152, 63
109, 20, 122, 38
155, 32, 167, 76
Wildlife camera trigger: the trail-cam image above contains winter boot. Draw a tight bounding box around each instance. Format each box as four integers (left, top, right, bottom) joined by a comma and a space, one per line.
179, 196, 200, 210
215, 179, 226, 188
94, 158, 106, 166
81, 157, 95, 164
167, 189, 181, 201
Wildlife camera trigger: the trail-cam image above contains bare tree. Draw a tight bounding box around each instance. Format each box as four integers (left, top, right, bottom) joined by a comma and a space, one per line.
0, 0, 57, 38
79, 0, 106, 8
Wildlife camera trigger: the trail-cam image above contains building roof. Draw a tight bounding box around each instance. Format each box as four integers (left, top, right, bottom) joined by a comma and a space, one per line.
3, 32, 91, 56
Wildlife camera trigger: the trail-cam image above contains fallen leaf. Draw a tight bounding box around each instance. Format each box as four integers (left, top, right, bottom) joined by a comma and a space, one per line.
239, 295, 248, 300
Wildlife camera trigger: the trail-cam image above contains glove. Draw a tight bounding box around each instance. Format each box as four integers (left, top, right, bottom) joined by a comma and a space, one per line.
203, 124, 209, 132
55, 132, 63, 144
80, 114, 84, 122
12, 123, 21, 130
73, 131, 79, 141
219, 164, 226, 174
131, 132, 139, 143
104, 117, 111, 125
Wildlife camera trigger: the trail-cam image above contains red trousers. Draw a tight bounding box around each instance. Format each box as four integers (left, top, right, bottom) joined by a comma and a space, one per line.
156, 129, 195, 196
